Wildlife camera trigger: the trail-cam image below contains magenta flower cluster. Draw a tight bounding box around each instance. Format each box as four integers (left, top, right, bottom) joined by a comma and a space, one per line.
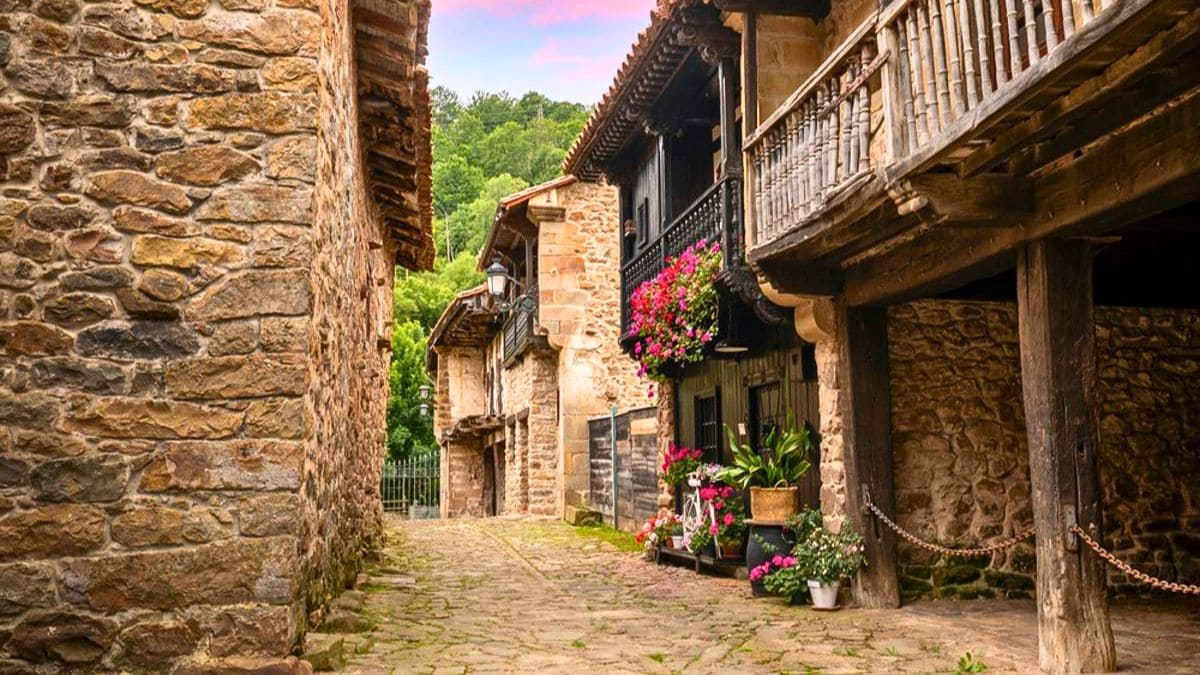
748, 554, 798, 582
628, 239, 722, 397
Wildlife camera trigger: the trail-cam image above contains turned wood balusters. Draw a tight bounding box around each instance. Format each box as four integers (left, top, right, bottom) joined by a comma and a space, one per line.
747, 30, 879, 248
881, 0, 1107, 156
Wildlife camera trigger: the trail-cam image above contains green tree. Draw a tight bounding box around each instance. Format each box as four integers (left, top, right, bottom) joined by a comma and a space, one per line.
442, 174, 528, 259
433, 154, 484, 219
386, 88, 590, 462
386, 320, 436, 461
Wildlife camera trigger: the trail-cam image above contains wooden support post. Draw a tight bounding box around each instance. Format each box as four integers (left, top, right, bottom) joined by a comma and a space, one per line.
1017, 239, 1116, 674
838, 305, 900, 609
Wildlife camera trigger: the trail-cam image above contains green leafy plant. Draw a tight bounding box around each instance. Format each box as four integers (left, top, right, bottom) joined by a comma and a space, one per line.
687, 526, 714, 554
717, 415, 813, 489
792, 516, 867, 583
955, 652, 988, 674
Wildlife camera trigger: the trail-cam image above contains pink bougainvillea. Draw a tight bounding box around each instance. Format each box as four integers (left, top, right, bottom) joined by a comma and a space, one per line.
629, 239, 721, 396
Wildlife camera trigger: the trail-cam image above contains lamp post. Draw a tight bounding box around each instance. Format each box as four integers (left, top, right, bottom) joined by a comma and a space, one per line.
484, 256, 535, 313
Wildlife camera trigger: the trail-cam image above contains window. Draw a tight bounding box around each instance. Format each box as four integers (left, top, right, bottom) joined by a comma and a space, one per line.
636, 198, 650, 248
694, 392, 721, 463
748, 382, 783, 452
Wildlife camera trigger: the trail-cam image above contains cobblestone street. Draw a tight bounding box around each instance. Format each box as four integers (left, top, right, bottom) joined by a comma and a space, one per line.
327, 518, 1200, 674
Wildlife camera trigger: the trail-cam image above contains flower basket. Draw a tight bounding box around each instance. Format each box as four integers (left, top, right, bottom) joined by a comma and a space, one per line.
719, 540, 745, 558
749, 486, 798, 522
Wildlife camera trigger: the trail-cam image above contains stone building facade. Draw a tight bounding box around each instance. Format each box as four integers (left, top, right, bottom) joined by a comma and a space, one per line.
0, 0, 432, 670
429, 178, 649, 521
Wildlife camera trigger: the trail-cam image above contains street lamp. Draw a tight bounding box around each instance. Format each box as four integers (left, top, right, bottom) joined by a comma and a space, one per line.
484, 256, 534, 314
417, 383, 432, 417
485, 257, 509, 297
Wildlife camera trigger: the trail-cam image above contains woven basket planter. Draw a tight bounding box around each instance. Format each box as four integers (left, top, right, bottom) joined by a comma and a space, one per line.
749, 486, 799, 522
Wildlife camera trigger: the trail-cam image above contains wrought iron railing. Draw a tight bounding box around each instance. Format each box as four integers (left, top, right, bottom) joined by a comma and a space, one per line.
381, 452, 439, 518
620, 176, 741, 336
502, 283, 537, 361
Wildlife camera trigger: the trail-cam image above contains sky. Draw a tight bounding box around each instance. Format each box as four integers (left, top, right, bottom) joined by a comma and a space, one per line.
426, 0, 660, 106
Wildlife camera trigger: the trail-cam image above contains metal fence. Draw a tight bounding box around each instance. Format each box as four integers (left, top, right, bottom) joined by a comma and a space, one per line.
381, 452, 440, 519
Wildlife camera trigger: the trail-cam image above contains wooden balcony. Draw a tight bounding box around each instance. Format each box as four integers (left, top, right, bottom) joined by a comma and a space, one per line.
745, 20, 884, 253
746, 0, 1197, 268
620, 176, 741, 336
502, 283, 538, 364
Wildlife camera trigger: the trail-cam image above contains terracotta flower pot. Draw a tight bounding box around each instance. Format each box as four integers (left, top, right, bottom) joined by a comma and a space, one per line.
719, 541, 745, 558
749, 486, 799, 522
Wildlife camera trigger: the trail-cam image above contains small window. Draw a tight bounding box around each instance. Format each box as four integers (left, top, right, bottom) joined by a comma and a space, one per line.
695, 392, 721, 463
749, 382, 783, 452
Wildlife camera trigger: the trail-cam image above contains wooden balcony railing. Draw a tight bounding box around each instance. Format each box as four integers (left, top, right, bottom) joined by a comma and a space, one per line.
745, 22, 882, 250
620, 176, 740, 336
502, 283, 537, 362
879, 0, 1116, 169
747, 0, 1152, 254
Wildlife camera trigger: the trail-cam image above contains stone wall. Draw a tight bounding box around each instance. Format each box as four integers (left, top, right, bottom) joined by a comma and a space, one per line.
499, 345, 558, 516
536, 180, 645, 513
298, 0, 394, 633
888, 301, 1035, 601
887, 300, 1200, 599
0, 0, 423, 668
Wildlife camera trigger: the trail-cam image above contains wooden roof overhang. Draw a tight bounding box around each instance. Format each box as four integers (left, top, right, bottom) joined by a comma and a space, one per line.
354, 0, 435, 271
562, 0, 831, 181
425, 286, 497, 374
477, 175, 577, 271
441, 414, 505, 443
562, 0, 716, 181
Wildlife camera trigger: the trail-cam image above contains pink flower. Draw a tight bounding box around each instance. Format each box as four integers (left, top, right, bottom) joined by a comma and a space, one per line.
723, 512, 735, 526
709, 524, 719, 536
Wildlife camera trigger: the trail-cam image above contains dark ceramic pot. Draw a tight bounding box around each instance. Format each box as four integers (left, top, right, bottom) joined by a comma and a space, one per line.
747, 522, 791, 597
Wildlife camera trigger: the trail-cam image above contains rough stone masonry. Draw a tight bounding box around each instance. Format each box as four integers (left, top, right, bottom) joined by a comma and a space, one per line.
0, 0, 432, 671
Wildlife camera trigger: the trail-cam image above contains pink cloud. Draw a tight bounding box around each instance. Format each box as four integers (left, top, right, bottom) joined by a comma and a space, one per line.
530, 37, 628, 85
438, 0, 655, 25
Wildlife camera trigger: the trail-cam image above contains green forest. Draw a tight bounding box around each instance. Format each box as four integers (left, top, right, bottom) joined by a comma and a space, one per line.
385, 88, 590, 460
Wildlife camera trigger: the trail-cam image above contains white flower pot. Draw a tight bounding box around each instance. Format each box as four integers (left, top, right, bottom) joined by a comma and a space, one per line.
687, 477, 702, 488
670, 535, 685, 549
808, 579, 840, 610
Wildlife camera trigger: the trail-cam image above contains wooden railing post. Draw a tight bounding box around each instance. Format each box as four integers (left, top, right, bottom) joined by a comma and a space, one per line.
879, 24, 907, 161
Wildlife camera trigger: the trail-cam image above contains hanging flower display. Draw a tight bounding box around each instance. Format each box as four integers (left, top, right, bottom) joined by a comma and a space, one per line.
629, 239, 722, 396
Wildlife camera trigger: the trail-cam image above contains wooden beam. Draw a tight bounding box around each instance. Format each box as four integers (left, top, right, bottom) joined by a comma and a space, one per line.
753, 259, 844, 297
1016, 239, 1115, 673
713, 0, 830, 20
961, 9, 1200, 176
742, 9, 759, 135
838, 305, 900, 609
843, 88, 1200, 306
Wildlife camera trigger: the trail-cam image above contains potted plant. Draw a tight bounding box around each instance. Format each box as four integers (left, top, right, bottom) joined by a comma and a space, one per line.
791, 512, 866, 610
717, 415, 813, 522
685, 524, 715, 557
634, 514, 680, 552
661, 445, 703, 488
688, 463, 724, 487
750, 555, 806, 604
700, 483, 746, 557
669, 522, 685, 549
629, 240, 722, 398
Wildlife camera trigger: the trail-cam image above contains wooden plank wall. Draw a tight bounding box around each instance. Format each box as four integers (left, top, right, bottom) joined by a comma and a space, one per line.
676, 332, 823, 509
588, 407, 660, 530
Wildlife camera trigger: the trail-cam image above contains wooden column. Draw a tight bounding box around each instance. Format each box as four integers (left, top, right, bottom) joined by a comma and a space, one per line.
718, 55, 743, 179
1017, 239, 1115, 674
838, 305, 900, 608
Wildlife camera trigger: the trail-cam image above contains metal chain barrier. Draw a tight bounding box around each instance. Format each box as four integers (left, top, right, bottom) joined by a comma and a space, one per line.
1070, 524, 1200, 595
865, 501, 1035, 557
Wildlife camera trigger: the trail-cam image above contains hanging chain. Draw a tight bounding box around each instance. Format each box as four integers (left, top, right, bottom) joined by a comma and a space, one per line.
1070, 524, 1200, 595
865, 501, 1036, 557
